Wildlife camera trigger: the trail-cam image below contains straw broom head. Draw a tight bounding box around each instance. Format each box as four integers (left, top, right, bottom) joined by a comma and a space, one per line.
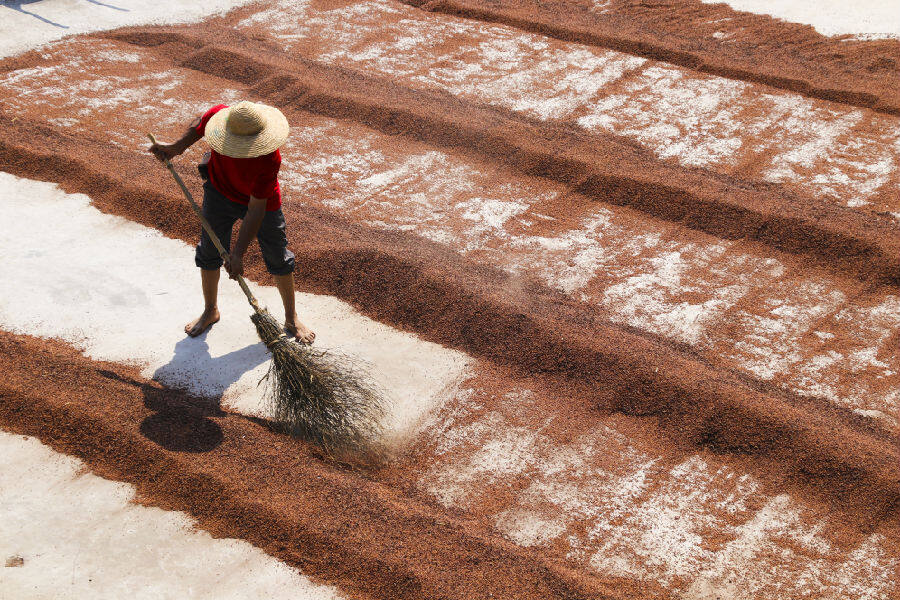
251, 308, 388, 463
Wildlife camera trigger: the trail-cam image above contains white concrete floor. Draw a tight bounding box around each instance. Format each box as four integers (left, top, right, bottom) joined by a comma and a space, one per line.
0, 430, 345, 600
700, 0, 900, 38
0, 0, 255, 58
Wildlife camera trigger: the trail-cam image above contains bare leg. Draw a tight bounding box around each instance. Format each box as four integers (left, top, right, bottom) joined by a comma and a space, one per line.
185, 268, 221, 337
274, 272, 315, 344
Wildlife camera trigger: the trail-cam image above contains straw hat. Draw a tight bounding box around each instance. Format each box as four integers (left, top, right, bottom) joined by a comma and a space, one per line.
204, 101, 289, 158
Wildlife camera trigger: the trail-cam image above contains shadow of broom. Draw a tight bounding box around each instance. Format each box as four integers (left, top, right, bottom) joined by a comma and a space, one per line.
148, 133, 388, 465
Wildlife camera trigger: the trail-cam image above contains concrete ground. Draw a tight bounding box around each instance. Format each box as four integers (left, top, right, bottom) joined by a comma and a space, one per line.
0, 431, 344, 599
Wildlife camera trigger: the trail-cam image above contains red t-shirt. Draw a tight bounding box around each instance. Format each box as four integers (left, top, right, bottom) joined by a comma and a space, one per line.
196, 104, 282, 211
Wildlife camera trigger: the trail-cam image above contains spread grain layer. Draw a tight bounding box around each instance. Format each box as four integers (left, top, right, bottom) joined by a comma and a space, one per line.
86, 25, 900, 283
0, 113, 897, 516
0, 332, 669, 600
0, 18, 897, 504
0, 1, 898, 597
398, 0, 900, 114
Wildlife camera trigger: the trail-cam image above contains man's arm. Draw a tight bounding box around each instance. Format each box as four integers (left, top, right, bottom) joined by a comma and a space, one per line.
225, 195, 267, 279
148, 116, 202, 162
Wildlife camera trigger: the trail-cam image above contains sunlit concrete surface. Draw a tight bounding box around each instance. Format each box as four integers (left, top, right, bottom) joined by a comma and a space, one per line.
0, 430, 345, 599
700, 0, 900, 38
0, 0, 255, 58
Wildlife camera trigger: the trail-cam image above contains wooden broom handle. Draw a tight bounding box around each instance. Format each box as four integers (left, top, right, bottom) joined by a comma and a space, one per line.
148, 133, 260, 311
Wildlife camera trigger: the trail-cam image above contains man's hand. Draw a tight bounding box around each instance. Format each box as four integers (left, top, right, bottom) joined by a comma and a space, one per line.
148, 141, 183, 163
224, 252, 245, 280
149, 114, 202, 162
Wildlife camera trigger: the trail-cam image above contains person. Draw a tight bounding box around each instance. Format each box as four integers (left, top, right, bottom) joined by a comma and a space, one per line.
149, 101, 315, 343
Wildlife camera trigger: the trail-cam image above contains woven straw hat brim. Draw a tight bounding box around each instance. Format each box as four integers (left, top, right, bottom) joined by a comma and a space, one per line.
204, 104, 290, 158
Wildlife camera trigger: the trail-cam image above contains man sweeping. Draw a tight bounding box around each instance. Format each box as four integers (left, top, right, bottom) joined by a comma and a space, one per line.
149, 101, 315, 344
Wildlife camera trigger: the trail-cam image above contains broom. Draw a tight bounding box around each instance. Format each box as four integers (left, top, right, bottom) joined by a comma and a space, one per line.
148, 133, 387, 461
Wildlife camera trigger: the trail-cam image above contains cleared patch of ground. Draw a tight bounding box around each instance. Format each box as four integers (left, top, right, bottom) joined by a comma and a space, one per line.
0, 0, 255, 59
699, 0, 900, 38
0, 430, 344, 600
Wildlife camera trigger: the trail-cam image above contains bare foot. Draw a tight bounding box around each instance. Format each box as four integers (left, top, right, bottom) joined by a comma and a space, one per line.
284, 314, 315, 344
184, 308, 220, 337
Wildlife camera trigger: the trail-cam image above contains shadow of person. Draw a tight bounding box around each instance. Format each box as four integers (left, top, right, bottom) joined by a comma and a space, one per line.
136, 332, 270, 452
84, 0, 129, 11
139, 404, 224, 452
96, 365, 225, 453
2, 1, 70, 28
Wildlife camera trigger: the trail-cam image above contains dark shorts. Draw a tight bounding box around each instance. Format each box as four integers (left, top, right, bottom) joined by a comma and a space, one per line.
195, 181, 295, 276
